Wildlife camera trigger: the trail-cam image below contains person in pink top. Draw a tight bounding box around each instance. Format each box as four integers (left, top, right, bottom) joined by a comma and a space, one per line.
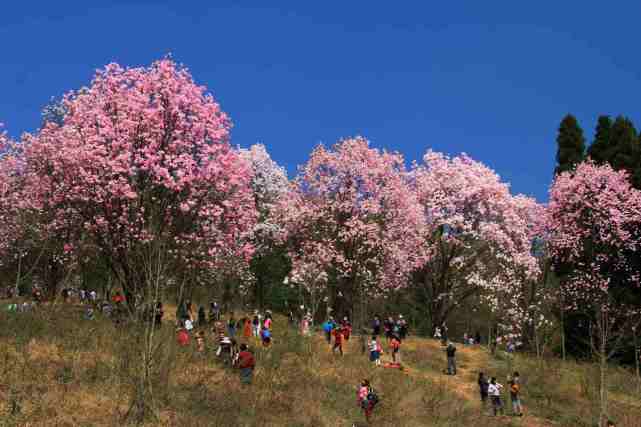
357, 379, 378, 423
264, 313, 272, 330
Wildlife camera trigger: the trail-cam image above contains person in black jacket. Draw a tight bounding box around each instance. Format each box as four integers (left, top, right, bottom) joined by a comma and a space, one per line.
198, 306, 207, 326
445, 341, 457, 375
478, 372, 489, 407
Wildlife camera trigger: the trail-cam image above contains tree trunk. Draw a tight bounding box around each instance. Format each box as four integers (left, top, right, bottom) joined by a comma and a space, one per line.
633, 327, 640, 395
14, 255, 22, 297
597, 310, 608, 426
560, 304, 566, 362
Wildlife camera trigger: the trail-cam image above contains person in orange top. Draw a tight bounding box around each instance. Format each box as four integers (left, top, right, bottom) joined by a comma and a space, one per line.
332, 326, 344, 356
390, 335, 401, 364
243, 317, 252, 339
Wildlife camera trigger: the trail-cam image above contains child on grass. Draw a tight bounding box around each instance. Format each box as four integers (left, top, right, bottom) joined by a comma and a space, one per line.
488, 377, 503, 416
509, 372, 523, 417
369, 336, 382, 366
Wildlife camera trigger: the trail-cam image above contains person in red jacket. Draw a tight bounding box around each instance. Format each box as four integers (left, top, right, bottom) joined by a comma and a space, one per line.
236, 344, 256, 384
332, 326, 344, 356
177, 327, 190, 347
341, 317, 352, 341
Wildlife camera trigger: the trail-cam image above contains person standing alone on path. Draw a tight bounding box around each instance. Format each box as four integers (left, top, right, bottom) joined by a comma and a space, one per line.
445, 342, 457, 375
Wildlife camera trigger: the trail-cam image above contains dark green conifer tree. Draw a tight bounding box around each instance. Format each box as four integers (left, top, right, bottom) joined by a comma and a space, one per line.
587, 115, 612, 165
554, 114, 586, 175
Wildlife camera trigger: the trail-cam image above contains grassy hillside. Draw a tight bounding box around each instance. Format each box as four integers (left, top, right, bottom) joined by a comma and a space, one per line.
0, 303, 640, 426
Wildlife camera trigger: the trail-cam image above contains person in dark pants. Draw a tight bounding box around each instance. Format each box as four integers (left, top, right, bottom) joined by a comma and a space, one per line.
478, 372, 489, 409
475, 331, 482, 345
372, 315, 381, 336
445, 341, 457, 375
154, 302, 164, 328
236, 344, 255, 384
198, 306, 207, 326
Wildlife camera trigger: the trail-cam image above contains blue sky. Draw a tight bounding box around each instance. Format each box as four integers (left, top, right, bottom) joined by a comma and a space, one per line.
1, 2, 640, 201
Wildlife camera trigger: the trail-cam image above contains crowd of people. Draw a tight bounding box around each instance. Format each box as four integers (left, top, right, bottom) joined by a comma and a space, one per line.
171, 300, 276, 384
4, 289, 543, 423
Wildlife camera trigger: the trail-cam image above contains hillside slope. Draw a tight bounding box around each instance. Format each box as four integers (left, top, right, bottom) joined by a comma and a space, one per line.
0, 306, 639, 426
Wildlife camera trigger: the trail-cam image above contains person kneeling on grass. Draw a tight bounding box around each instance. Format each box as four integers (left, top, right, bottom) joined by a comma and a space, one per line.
236, 344, 256, 385
357, 379, 379, 424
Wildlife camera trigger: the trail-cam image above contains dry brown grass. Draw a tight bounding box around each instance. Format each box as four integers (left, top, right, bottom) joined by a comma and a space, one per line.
1, 306, 640, 426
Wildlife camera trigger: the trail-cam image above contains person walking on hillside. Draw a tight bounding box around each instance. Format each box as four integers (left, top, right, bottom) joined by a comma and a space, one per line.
264, 311, 273, 330
372, 315, 381, 336
445, 342, 457, 375
390, 334, 401, 364
357, 379, 378, 424
196, 306, 205, 326
384, 317, 394, 342
441, 322, 448, 346
227, 314, 237, 338
154, 302, 164, 328
509, 372, 523, 417
243, 316, 252, 339
301, 312, 311, 336
333, 326, 344, 356
252, 312, 261, 337
369, 335, 382, 366
341, 317, 352, 341
322, 318, 335, 345
209, 301, 220, 323
478, 372, 490, 409
488, 377, 504, 416
236, 343, 256, 384
398, 315, 408, 340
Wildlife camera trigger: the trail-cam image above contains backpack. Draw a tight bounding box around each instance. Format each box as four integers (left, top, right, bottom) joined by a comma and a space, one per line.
367, 388, 379, 406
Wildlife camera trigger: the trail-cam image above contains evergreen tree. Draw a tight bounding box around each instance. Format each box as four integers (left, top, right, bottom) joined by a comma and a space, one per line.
609, 116, 638, 173
587, 115, 612, 165
555, 114, 586, 175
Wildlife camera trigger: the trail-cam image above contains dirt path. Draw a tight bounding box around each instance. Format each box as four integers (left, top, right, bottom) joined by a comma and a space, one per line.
385, 338, 556, 427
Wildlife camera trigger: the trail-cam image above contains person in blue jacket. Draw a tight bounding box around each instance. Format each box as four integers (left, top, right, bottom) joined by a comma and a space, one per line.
322, 317, 335, 344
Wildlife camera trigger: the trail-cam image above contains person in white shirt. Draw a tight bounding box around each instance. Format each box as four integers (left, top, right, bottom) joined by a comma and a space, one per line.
488, 377, 504, 416
184, 318, 194, 332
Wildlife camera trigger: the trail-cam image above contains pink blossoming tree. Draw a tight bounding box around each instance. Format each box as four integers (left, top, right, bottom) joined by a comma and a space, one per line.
22, 59, 257, 307
277, 137, 421, 325
409, 151, 540, 334
546, 161, 641, 424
